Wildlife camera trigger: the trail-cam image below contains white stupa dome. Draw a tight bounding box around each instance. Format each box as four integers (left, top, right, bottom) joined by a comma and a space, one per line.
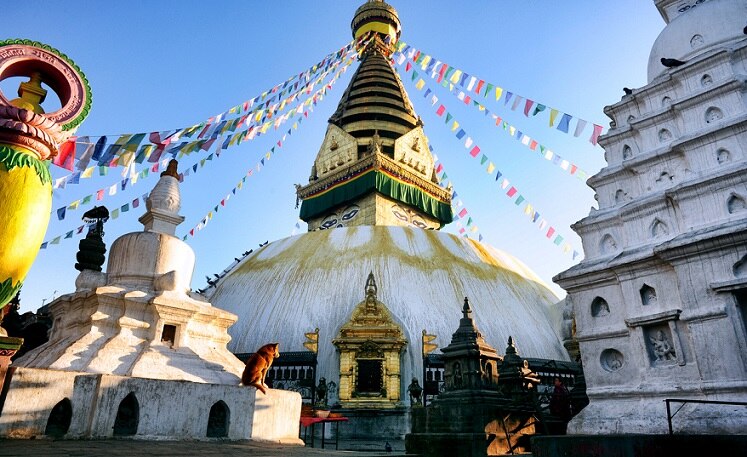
208, 226, 567, 392
648, 0, 747, 82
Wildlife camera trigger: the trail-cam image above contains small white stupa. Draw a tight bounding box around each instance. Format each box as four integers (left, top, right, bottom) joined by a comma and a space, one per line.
0, 160, 302, 442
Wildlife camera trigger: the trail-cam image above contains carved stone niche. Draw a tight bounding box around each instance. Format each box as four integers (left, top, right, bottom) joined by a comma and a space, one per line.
625, 309, 685, 367
332, 272, 407, 408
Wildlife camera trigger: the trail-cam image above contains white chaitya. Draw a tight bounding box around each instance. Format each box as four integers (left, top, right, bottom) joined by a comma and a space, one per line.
0, 161, 302, 442
555, 0, 747, 435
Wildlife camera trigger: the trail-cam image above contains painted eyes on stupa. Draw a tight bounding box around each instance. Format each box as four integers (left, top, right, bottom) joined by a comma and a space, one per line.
341, 206, 359, 221
392, 207, 409, 222
320, 217, 338, 229
411, 218, 427, 229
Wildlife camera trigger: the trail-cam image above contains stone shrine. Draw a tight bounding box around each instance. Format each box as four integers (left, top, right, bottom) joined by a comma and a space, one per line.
555, 0, 747, 435
407, 298, 559, 456
0, 161, 302, 442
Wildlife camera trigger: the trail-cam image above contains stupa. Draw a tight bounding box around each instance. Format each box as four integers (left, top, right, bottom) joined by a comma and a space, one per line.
208, 0, 569, 438
0, 161, 302, 442
555, 0, 747, 435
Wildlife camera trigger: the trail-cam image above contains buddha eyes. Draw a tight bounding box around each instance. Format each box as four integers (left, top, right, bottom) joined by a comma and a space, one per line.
411, 218, 427, 229
320, 217, 338, 229
392, 208, 409, 222
341, 206, 359, 221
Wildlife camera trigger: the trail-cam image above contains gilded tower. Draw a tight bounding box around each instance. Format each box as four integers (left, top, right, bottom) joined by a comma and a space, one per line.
296, 0, 452, 231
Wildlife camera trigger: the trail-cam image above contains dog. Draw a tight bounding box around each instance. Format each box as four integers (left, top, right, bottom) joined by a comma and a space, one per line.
241, 343, 279, 394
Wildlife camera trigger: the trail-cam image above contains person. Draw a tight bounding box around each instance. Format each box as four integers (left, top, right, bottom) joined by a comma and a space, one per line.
548, 377, 572, 434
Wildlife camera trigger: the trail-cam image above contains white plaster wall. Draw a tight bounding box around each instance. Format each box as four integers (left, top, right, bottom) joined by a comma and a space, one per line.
0, 369, 302, 442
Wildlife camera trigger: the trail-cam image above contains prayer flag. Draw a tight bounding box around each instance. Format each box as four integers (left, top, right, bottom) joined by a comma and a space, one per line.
436, 105, 446, 116
554, 235, 564, 246
546, 227, 555, 239
474, 79, 484, 94
56, 206, 66, 221
549, 109, 559, 127
523, 99, 535, 117
50, 236, 60, 245
511, 95, 523, 111
458, 208, 468, 218
495, 86, 503, 101
75, 137, 94, 170
532, 104, 546, 116
504, 92, 513, 106
590, 124, 604, 146
82, 195, 92, 205
53, 136, 77, 170
506, 186, 517, 197
557, 113, 572, 133
465, 137, 473, 148
469, 146, 480, 158
487, 162, 495, 174
514, 196, 525, 206
96, 189, 104, 200
574, 119, 588, 137
456, 129, 466, 140
92, 136, 107, 161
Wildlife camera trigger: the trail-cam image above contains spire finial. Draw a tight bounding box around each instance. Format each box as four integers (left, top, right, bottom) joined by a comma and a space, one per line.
365, 271, 377, 298
161, 159, 179, 179
462, 297, 472, 319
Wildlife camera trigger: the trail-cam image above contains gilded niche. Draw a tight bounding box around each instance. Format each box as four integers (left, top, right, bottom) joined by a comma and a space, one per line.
333, 272, 407, 407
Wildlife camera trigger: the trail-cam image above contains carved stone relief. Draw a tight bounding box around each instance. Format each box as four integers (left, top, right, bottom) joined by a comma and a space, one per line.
690, 34, 704, 48
600, 349, 624, 372
615, 189, 629, 205
661, 96, 672, 107
622, 144, 632, 160
716, 148, 731, 164
700, 74, 713, 87
600, 234, 618, 255
658, 129, 673, 143
640, 284, 658, 306
651, 219, 669, 238
705, 107, 723, 123
591, 297, 610, 317
645, 326, 677, 364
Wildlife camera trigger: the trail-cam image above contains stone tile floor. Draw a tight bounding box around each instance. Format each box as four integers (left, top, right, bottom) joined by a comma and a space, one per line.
0, 439, 409, 456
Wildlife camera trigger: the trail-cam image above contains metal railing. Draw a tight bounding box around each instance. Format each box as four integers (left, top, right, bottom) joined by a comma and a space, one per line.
664, 398, 747, 434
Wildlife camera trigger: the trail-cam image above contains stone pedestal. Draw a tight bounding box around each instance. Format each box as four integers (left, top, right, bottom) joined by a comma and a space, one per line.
407, 391, 540, 456
0, 336, 22, 409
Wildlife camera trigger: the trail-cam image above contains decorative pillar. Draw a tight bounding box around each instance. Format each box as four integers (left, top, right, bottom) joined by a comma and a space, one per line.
0, 39, 92, 309
0, 39, 91, 394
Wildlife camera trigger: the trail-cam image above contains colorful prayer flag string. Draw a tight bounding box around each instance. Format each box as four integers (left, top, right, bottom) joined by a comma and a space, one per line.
397, 62, 579, 258
394, 51, 591, 182
41, 56, 355, 250
395, 41, 605, 148
181, 59, 351, 241
431, 155, 485, 242
52, 40, 367, 188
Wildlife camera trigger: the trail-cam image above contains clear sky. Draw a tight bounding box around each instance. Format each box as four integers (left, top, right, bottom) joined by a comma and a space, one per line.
3, 1, 664, 313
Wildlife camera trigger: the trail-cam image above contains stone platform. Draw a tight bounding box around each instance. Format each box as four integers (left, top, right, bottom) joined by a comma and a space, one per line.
0, 438, 411, 456
0, 367, 301, 442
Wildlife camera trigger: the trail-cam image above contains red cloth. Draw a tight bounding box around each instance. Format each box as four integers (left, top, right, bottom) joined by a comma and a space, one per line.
299, 416, 348, 427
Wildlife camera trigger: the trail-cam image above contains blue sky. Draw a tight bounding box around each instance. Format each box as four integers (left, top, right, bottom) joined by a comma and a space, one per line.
3, 1, 664, 312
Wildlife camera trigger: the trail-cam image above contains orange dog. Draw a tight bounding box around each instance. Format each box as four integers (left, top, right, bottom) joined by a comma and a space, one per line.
241, 343, 279, 394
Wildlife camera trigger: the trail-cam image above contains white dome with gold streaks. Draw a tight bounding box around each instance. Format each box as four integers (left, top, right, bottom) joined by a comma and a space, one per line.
208, 225, 567, 395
